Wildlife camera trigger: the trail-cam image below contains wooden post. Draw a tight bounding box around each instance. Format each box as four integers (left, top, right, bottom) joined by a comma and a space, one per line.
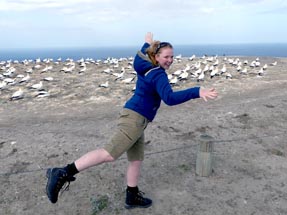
196, 134, 214, 177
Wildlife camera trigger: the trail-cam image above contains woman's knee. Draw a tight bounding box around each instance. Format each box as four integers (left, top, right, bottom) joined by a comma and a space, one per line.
102, 149, 115, 162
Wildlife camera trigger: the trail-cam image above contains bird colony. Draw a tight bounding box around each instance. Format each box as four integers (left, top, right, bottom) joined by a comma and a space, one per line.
0, 54, 278, 103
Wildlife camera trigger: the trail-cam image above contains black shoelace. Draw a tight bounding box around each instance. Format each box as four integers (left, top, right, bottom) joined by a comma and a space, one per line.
57, 174, 76, 196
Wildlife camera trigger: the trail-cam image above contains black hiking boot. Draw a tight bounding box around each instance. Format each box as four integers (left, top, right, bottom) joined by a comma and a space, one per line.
46, 167, 76, 203
125, 188, 152, 209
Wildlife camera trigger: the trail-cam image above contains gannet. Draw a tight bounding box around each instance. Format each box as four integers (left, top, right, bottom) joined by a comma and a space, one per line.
175, 54, 182, 60
226, 73, 232, 79
189, 55, 195, 61
0, 81, 7, 89
25, 68, 33, 73
197, 71, 205, 82
19, 74, 30, 83
33, 64, 41, 69
173, 70, 182, 76
213, 59, 219, 66
99, 81, 109, 88
169, 76, 178, 85
30, 81, 43, 90
236, 65, 242, 72
122, 77, 135, 84
220, 64, 226, 74
41, 65, 53, 73
179, 70, 189, 80
10, 88, 24, 100
4, 78, 15, 85
257, 68, 264, 76
3, 67, 16, 77
43, 77, 54, 81
102, 68, 113, 74
79, 66, 86, 73
35, 90, 50, 98
210, 68, 219, 78
202, 65, 209, 73
113, 71, 125, 80
241, 68, 247, 74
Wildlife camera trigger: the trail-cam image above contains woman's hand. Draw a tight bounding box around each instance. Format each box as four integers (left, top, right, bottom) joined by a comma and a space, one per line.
199, 88, 218, 102
145, 32, 153, 44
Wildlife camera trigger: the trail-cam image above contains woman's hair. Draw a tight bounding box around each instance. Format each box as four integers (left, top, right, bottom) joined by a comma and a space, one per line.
145, 41, 173, 66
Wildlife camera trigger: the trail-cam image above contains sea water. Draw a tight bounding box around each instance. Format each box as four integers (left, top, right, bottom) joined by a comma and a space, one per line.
0, 43, 286, 61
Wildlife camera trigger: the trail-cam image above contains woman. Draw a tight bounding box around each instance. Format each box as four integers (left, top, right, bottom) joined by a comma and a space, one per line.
45, 32, 218, 209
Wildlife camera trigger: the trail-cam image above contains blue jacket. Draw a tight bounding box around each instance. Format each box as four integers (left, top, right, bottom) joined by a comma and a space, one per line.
124, 43, 200, 121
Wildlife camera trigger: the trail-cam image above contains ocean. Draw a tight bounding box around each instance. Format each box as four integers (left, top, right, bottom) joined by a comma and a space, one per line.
0, 43, 286, 61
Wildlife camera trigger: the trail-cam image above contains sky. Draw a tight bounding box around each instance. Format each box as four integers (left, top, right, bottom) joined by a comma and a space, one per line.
0, 0, 286, 49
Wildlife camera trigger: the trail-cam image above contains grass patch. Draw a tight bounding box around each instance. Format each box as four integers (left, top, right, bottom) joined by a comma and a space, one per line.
90, 194, 109, 215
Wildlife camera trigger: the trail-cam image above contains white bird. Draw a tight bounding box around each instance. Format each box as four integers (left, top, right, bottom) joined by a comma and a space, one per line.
241, 68, 248, 74
194, 68, 202, 76
102, 68, 113, 74
79, 66, 86, 73
19, 74, 30, 83
10, 88, 24, 100
4, 78, 16, 85
270, 61, 277, 66
202, 65, 209, 73
210, 68, 219, 78
250, 61, 256, 68
226, 73, 232, 79
184, 64, 191, 72
43, 76, 54, 82
113, 71, 125, 80
173, 70, 182, 76
194, 62, 201, 70
179, 70, 189, 80
220, 64, 227, 74
35, 90, 50, 98
0, 81, 7, 89
41, 65, 53, 73
209, 65, 214, 72
197, 71, 205, 82
99, 81, 109, 88
30, 81, 43, 90
257, 68, 264, 76
175, 54, 182, 60
236, 65, 242, 72
262, 64, 268, 70
169, 76, 178, 85
33, 64, 42, 69
16, 74, 24, 78
122, 77, 135, 84
3, 67, 16, 77
189, 55, 195, 61
213, 59, 219, 66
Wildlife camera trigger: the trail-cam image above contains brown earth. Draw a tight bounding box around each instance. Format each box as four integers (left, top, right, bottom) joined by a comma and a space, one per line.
1, 56, 287, 215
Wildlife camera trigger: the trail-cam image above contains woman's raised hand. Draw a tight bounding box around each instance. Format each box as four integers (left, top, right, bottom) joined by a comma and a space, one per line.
145, 32, 153, 44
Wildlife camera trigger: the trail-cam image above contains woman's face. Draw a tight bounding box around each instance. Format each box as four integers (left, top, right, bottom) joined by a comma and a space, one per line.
155, 47, 174, 70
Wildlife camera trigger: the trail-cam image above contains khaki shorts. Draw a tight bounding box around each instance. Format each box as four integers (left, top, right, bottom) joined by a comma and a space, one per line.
104, 108, 149, 161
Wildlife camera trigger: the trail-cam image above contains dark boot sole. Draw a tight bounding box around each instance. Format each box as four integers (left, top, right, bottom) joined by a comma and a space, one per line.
125, 203, 152, 209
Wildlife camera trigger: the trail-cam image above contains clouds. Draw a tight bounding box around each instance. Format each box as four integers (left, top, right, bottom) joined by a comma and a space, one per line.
0, 0, 286, 48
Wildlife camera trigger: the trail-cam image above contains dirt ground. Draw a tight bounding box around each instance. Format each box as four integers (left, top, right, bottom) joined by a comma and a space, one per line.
1, 56, 287, 215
